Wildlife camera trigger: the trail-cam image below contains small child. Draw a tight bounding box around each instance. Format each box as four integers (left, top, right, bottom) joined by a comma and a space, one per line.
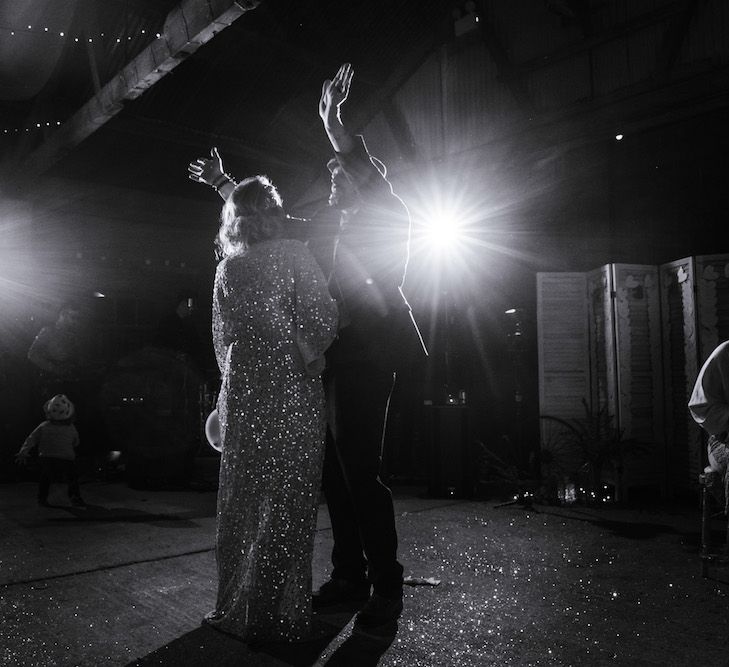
15, 394, 86, 508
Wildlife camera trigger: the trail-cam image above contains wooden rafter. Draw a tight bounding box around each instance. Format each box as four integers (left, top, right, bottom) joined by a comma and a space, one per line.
516, 2, 689, 75
474, 0, 535, 116
18, 0, 260, 179
654, 0, 701, 80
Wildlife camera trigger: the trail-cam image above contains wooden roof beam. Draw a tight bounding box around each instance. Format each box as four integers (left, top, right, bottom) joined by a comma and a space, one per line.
516, 2, 687, 75
474, 0, 535, 116
654, 0, 701, 81
18, 0, 260, 179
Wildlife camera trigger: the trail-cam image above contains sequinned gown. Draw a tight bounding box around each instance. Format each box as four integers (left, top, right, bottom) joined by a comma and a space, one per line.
207, 239, 337, 641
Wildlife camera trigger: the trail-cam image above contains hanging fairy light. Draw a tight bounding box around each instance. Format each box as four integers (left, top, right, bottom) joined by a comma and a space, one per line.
2, 121, 63, 135
0, 23, 164, 44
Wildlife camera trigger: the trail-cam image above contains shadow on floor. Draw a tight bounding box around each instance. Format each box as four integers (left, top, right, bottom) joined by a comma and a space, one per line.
128, 625, 331, 666
44, 504, 202, 527
528, 507, 688, 540
324, 621, 397, 666
128, 617, 397, 667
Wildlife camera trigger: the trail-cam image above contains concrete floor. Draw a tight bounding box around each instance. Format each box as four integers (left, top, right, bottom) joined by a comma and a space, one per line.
2, 477, 729, 666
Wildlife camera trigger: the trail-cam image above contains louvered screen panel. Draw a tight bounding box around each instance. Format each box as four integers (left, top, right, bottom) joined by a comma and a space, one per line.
537, 273, 590, 420
693, 254, 729, 489
611, 264, 665, 495
587, 266, 617, 419
659, 258, 700, 493
695, 254, 729, 361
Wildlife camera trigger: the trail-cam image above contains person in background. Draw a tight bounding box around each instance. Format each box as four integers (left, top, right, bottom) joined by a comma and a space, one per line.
27, 299, 100, 466
689, 340, 729, 511
153, 291, 204, 368
15, 394, 86, 508
28, 301, 85, 394
204, 174, 338, 642
189, 63, 427, 629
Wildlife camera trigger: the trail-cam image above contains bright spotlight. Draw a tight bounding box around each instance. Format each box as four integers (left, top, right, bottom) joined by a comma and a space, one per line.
425, 208, 464, 248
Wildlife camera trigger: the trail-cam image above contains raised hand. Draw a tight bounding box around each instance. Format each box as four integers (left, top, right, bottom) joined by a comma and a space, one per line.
320, 64, 355, 154
188, 147, 225, 187
319, 63, 354, 124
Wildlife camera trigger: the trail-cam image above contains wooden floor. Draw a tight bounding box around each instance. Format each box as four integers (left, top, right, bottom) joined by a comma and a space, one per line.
1, 478, 729, 666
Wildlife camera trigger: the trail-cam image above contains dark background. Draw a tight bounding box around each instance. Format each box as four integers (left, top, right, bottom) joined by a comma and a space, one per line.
1, 0, 728, 482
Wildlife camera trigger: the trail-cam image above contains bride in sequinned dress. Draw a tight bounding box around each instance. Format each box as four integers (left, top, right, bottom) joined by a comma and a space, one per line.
205, 175, 338, 642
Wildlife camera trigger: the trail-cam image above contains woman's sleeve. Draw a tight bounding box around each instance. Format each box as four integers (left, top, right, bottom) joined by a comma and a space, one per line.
292, 243, 338, 376
211, 261, 229, 374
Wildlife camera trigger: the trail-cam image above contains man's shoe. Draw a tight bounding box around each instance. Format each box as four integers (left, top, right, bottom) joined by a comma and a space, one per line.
70, 497, 87, 508
312, 578, 370, 611
354, 593, 403, 628
38, 499, 50, 508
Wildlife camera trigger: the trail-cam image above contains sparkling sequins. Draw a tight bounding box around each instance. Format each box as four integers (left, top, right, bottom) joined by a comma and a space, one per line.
207, 239, 337, 642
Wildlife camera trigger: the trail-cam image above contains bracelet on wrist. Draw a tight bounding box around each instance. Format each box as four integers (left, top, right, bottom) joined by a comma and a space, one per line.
212, 173, 233, 190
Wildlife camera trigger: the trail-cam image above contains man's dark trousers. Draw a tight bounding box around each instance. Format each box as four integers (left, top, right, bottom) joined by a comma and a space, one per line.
322, 360, 404, 598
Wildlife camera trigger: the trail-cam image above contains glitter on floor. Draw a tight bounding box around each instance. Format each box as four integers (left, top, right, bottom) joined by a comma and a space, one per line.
1, 480, 728, 666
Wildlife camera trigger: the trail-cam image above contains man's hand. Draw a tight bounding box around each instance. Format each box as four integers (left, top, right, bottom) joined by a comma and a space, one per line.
319, 63, 355, 154
319, 63, 353, 124
15, 453, 29, 467
188, 147, 225, 187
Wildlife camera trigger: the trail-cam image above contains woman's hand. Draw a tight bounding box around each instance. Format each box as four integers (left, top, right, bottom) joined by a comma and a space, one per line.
188, 147, 225, 187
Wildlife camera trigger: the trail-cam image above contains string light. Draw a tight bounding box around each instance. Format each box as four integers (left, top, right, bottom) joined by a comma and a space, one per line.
71, 253, 198, 272
2, 121, 62, 135
0, 23, 164, 44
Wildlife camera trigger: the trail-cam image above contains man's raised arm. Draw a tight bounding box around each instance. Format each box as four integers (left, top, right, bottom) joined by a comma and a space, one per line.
319, 63, 356, 155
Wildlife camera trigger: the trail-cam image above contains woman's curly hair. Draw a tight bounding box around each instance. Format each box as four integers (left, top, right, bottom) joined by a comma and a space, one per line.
216, 175, 285, 258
